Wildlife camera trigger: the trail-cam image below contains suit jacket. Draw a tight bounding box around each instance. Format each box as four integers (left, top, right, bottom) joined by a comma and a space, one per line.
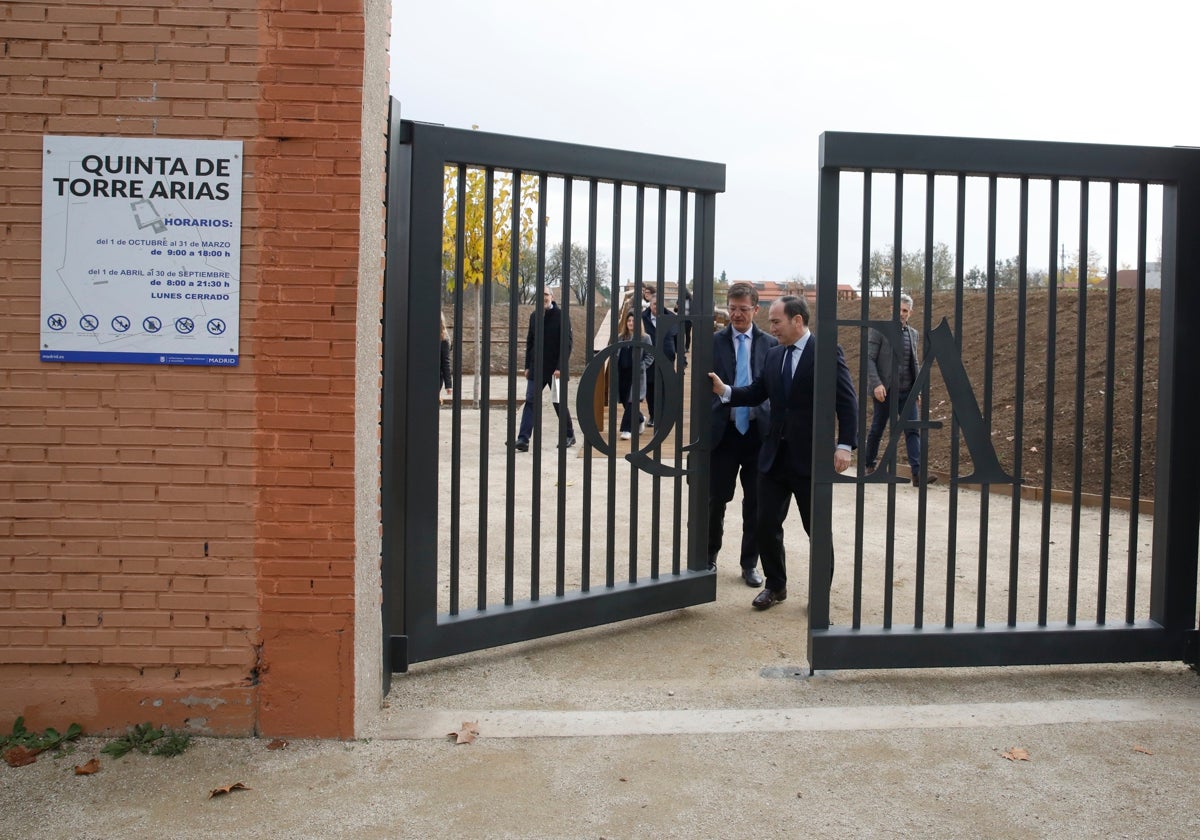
641, 308, 677, 362
524, 301, 571, 377
710, 324, 777, 446
729, 337, 857, 479
866, 322, 919, 393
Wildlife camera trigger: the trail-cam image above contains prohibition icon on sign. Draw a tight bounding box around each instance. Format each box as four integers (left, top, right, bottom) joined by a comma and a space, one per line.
206, 318, 226, 336
80, 314, 99, 331
112, 316, 131, 333
47, 314, 68, 331
175, 317, 195, 334
143, 316, 162, 333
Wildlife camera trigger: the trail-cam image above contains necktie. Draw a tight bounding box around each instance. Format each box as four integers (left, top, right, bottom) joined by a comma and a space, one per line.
734, 333, 750, 434
782, 344, 796, 398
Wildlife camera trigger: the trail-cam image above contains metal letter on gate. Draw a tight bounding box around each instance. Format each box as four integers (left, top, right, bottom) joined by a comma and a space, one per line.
576, 310, 690, 478
870, 317, 1014, 486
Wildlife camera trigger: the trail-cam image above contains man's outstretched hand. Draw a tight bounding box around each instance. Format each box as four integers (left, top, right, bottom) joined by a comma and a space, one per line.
708, 372, 725, 395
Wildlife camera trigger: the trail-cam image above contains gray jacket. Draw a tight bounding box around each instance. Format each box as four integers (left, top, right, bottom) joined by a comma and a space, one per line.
866, 322, 920, 393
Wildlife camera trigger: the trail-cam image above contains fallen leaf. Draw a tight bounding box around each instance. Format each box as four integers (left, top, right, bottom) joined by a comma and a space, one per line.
1001, 747, 1031, 762
3, 745, 42, 768
265, 739, 288, 751
1133, 745, 1154, 755
208, 781, 250, 798
74, 758, 101, 775
619, 777, 628, 782
447, 721, 479, 745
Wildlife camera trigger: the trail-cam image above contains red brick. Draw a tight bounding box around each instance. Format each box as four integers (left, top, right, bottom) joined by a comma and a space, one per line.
101, 25, 175, 43
45, 7, 118, 23
0, 22, 65, 39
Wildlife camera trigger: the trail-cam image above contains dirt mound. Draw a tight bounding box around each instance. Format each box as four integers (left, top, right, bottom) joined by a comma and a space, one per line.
833, 290, 1159, 500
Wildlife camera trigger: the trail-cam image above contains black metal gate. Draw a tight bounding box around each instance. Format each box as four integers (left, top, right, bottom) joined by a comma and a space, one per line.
810, 132, 1200, 669
381, 101, 724, 677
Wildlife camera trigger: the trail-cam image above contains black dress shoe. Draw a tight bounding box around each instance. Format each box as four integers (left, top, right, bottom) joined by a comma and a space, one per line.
741, 567, 764, 587
707, 559, 717, 572
912, 474, 938, 487
752, 587, 786, 610
559, 436, 576, 448
514, 438, 529, 452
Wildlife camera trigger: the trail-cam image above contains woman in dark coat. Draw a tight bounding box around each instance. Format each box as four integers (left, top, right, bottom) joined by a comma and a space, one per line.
616, 311, 652, 439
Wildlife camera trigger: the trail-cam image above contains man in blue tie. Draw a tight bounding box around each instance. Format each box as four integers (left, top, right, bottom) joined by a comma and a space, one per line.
709, 296, 858, 610
708, 283, 777, 586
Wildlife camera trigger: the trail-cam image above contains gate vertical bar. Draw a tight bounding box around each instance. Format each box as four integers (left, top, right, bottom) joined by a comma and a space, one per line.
503, 172, 521, 607
449, 166, 466, 615
629, 185, 645, 583
605, 185, 622, 588
809, 162, 839, 633
1008, 178, 1029, 626
853, 171, 871, 630
582, 178, 598, 592
976, 176, 998, 627
1068, 181, 1090, 626
557, 178, 572, 597
673, 190, 688, 575
946, 173, 965, 628
915, 172, 934, 628
1039, 180, 1060, 627
651, 187, 667, 579
530, 173, 548, 600
1126, 183, 1148, 624
477, 167, 496, 611
687, 189, 716, 573
1098, 182, 1119, 623
883, 175, 901, 630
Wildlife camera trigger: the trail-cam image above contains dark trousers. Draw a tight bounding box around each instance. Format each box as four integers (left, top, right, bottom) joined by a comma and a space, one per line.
755, 442, 833, 592
645, 362, 658, 422
518, 375, 574, 441
708, 426, 762, 569
865, 390, 920, 474
619, 402, 643, 432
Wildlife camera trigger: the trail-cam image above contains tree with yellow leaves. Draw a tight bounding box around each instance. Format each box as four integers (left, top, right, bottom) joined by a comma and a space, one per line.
442, 166, 539, 403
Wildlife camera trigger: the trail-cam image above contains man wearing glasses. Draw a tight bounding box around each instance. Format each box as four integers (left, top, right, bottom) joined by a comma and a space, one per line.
707, 282, 777, 585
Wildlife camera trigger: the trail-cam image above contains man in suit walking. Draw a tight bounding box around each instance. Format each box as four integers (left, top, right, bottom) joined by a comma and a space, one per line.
514, 288, 575, 452
640, 288, 676, 427
708, 282, 777, 586
709, 295, 857, 609
865, 293, 934, 487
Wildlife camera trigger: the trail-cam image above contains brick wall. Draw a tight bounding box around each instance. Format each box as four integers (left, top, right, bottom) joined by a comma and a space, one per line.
0, 0, 376, 738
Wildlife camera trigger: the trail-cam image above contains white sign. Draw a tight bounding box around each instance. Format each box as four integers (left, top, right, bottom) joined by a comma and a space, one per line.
40, 135, 243, 366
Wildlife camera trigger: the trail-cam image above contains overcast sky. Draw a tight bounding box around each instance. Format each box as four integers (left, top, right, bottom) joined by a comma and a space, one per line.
390, 1, 1190, 287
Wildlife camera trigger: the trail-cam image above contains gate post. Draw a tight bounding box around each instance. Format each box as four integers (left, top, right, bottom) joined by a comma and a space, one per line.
1150, 167, 1200, 656
808, 163, 841, 632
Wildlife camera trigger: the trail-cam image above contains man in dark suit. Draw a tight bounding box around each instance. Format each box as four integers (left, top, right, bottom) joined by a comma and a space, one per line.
709, 295, 857, 609
640, 289, 676, 427
865, 293, 935, 487
708, 282, 777, 586
514, 288, 574, 451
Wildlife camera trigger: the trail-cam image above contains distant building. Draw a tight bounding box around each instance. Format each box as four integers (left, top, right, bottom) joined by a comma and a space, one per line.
1115, 262, 1163, 290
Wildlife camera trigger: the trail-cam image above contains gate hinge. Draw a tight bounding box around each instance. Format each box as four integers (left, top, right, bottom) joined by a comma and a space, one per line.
390, 635, 409, 673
